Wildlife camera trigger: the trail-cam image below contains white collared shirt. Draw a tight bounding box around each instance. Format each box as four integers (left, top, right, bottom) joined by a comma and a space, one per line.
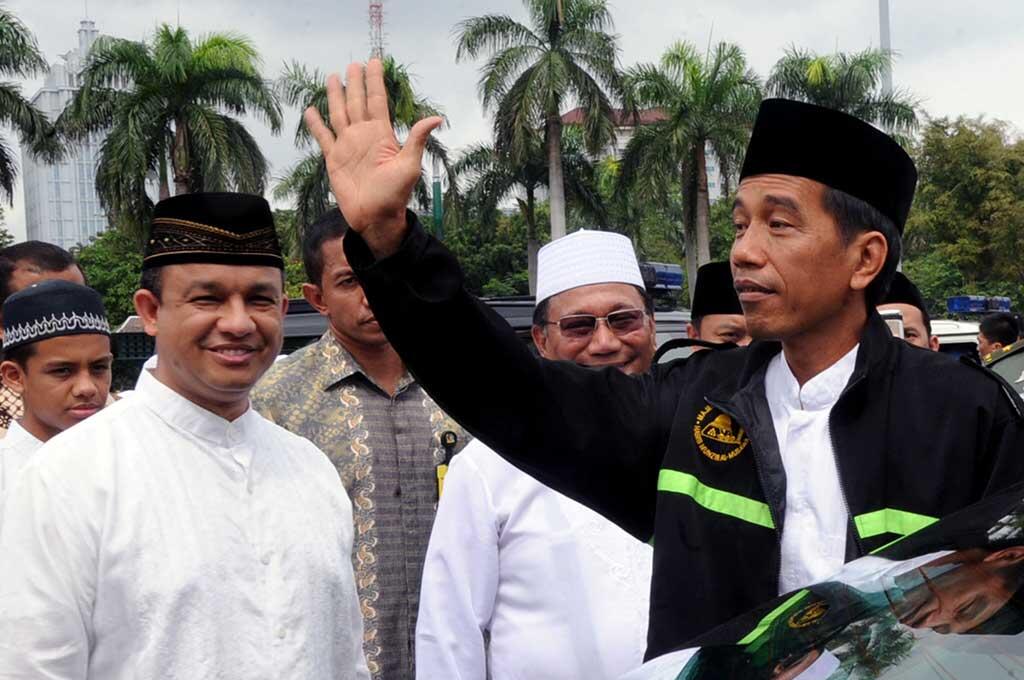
416, 440, 653, 680
0, 420, 42, 496
765, 344, 860, 595
0, 369, 369, 680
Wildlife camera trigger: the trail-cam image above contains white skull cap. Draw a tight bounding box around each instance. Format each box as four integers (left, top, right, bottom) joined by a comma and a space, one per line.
535, 230, 645, 305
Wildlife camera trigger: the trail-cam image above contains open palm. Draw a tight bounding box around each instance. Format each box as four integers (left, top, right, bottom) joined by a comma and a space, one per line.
305, 60, 442, 254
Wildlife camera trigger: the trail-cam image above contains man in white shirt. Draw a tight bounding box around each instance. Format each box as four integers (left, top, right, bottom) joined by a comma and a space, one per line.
0, 280, 112, 495
0, 192, 370, 680
416, 230, 655, 679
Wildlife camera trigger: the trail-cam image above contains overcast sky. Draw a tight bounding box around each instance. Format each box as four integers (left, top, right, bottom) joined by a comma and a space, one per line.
7, 0, 1024, 240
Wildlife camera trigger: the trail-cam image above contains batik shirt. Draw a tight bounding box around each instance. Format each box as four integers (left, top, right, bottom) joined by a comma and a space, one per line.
0, 383, 23, 438
252, 332, 469, 680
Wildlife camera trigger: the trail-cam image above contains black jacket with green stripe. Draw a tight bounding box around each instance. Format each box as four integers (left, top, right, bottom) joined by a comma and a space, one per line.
345, 216, 1024, 660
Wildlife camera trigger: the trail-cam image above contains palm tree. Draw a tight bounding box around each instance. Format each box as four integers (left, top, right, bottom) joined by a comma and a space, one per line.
767, 47, 918, 140
618, 41, 761, 302
0, 8, 63, 203
454, 0, 622, 243
451, 126, 606, 293
274, 57, 449, 241
59, 25, 281, 235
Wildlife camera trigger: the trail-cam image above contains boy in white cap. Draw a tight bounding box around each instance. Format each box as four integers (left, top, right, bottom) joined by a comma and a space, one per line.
415, 230, 655, 680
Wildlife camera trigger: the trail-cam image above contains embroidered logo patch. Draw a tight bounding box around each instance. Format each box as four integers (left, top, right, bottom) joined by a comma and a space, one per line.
693, 405, 749, 462
788, 601, 829, 629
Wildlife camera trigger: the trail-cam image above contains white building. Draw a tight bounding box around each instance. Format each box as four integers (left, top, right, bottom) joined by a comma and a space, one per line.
22, 20, 108, 250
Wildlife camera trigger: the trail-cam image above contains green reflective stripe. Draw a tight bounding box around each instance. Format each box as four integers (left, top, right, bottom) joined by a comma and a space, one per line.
657, 469, 775, 529
854, 508, 938, 540
737, 590, 809, 646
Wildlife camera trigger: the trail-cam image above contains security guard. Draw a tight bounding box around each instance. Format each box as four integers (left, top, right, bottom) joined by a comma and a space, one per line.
305, 61, 1024, 659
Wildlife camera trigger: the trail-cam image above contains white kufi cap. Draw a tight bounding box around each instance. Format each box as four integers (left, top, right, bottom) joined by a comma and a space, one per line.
535, 230, 645, 304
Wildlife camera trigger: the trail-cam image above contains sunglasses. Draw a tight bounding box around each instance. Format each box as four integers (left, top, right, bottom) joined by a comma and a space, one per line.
547, 308, 647, 340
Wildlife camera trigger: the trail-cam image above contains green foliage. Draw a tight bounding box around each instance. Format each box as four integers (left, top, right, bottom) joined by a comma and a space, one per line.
619, 41, 760, 301
0, 8, 63, 203
455, 0, 623, 237
284, 259, 306, 299
59, 24, 281, 237
76, 228, 143, 327
904, 117, 1024, 311
767, 47, 919, 141
440, 210, 532, 297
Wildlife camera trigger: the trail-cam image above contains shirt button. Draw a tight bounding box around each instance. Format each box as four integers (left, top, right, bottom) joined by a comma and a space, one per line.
261, 553, 271, 565
276, 626, 286, 640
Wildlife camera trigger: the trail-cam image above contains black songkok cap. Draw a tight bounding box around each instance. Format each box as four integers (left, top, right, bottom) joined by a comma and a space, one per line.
143, 192, 284, 270
691, 261, 743, 319
2, 280, 110, 350
881, 272, 928, 314
740, 99, 918, 233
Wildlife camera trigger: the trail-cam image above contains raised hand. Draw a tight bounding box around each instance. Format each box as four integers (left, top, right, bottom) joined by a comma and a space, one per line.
305, 59, 443, 258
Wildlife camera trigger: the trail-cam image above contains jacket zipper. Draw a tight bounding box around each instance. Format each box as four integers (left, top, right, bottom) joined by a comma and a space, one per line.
827, 373, 867, 559
705, 396, 785, 591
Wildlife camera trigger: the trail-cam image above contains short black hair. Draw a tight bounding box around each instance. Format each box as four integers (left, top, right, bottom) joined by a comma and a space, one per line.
3, 341, 36, 367
981, 312, 1020, 346
822, 187, 902, 307
0, 241, 81, 303
302, 209, 350, 286
532, 286, 655, 327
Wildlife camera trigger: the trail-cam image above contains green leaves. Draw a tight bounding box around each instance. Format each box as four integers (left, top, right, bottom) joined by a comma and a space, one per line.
59, 23, 280, 231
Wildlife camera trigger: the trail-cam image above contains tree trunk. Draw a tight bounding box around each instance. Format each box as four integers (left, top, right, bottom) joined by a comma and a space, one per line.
681, 162, 698, 307
172, 114, 190, 195
694, 142, 712, 268
546, 115, 567, 241
158, 154, 171, 201
525, 186, 540, 296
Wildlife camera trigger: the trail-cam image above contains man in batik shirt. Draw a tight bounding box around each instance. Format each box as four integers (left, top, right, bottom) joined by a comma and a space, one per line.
252, 209, 468, 680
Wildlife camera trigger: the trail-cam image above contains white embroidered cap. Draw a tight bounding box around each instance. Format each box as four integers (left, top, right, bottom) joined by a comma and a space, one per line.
535, 230, 645, 305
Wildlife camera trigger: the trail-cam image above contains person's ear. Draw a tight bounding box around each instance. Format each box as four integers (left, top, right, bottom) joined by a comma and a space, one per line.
929, 335, 941, 352
133, 289, 161, 337
0, 359, 26, 395
848, 231, 888, 295
985, 546, 1024, 565
531, 325, 552, 359
686, 322, 700, 340
302, 283, 328, 316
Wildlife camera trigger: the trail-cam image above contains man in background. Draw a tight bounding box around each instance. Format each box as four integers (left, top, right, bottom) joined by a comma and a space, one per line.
416, 230, 654, 680
877, 272, 939, 351
0, 280, 112, 494
685, 261, 750, 347
252, 209, 467, 680
0, 242, 85, 435
979, 312, 1020, 361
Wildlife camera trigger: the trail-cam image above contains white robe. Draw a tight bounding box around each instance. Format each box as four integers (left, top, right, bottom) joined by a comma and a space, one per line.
0, 369, 369, 680
416, 440, 652, 680
0, 420, 42, 496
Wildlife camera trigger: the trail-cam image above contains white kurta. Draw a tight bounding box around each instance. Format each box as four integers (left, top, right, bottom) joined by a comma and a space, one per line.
416, 440, 653, 680
0, 369, 369, 680
0, 420, 42, 496
766, 344, 860, 595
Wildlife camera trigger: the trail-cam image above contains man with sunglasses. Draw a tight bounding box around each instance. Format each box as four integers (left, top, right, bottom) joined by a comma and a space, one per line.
306, 60, 1024, 660
416, 229, 654, 680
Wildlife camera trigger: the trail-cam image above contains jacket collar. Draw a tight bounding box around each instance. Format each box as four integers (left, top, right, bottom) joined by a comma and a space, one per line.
714, 309, 896, 400
309, 331, 415, 395
136, 368, 261, 447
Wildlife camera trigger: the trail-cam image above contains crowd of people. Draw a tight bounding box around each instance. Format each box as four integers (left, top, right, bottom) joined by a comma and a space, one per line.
1, 57, 1024, 679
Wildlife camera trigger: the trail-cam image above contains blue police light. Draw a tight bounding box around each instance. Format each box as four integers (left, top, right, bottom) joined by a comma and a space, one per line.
947, 295, 989, 314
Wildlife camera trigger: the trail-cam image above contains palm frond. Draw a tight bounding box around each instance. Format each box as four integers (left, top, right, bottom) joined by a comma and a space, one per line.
0, 8, 47, 78
454, 15, 541, 62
